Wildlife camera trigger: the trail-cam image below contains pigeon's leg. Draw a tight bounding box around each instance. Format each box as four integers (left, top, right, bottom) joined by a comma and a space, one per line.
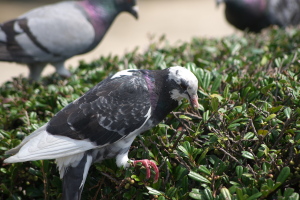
27, 63, 46, 81
60, 152, 93, 200
52, 61, 71, 78
133, 159, 159, 182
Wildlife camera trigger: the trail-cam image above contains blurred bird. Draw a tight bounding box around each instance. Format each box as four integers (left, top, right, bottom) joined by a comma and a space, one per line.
216, 0, 300, 32
4, 66, 199, 200
0, 0, 138, 80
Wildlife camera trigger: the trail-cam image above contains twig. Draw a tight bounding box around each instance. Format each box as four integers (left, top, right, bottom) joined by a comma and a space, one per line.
100, 172, 119, 184
91, 177, 105, 200
218, 148, 243, 165
272, 117, 292, 148
173, 152, 191, 171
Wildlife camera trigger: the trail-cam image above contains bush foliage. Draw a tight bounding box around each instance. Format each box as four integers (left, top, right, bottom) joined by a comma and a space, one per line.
1, 27, 300, 200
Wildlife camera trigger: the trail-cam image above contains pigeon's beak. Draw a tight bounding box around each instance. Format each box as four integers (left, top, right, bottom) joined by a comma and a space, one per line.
131, 5, 139, 19
189, 95, 199, 110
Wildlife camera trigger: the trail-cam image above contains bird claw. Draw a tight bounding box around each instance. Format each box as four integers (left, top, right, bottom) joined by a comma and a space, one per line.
133, 159, 159, 183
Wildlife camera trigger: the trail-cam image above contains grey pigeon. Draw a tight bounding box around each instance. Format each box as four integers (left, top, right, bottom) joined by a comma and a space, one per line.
4, 66, 199, 200
217, 0, 300, 32
0, 0, 138, 80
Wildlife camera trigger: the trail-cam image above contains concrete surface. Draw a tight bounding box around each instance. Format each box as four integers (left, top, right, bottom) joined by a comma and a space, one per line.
0, 0, 236, 84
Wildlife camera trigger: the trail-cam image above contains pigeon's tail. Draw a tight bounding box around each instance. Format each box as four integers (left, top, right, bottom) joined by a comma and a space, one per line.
0, 27, 15, 62
4, 123, 96, 164
0, 22, 30, 62
4, 124, 49, 162
61, 152, 93, 200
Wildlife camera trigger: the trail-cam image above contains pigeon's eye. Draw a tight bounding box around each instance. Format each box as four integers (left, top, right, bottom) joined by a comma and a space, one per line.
180, 83, 188, 90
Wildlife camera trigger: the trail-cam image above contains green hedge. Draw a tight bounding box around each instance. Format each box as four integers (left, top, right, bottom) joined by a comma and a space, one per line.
1, 27, 300, 200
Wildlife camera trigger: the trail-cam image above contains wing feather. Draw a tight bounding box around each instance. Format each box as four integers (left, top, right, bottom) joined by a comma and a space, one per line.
47, 72, 151, 146
4, 124, 95, 163
5, 71, 151, 162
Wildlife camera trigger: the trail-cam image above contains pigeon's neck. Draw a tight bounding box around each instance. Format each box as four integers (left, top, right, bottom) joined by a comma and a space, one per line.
80, 0, 119, 20
225, 0, 268, 32
78, 0, 119, 47
142, 69, 179, 125
226, 0, 267, 15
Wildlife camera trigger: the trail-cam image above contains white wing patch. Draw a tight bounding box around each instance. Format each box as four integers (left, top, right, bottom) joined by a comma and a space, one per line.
56, 152, 85, 178
80, 154, 93, 188
110, 69, 138, 79
4, 125, 96, 163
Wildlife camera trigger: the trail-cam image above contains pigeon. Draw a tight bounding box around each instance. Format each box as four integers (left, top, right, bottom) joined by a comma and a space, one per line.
216, 0, 300, 32
4, 66, 199, 200
0, 0, 138, 81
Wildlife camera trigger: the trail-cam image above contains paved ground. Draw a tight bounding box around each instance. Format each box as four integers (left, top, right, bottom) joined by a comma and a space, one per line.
0, 0, 237, 84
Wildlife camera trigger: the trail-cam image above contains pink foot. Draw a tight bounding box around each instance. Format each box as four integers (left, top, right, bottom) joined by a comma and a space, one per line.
133, 159, 159, 183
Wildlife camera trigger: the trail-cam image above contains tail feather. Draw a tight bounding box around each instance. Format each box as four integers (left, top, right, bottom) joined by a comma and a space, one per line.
5, 124, 48, 156
4, 123, 95, 163
61, 152, 93, 200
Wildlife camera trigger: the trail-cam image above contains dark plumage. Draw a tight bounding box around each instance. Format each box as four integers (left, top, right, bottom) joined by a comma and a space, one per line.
4, 66, 199, 200
217, 0, 300, 32
0, 0, 138, 80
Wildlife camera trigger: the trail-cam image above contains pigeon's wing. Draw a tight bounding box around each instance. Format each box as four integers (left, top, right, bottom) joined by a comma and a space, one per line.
0, 2, 95, 63
5, 71, 151, 162
47, 72, 151, 145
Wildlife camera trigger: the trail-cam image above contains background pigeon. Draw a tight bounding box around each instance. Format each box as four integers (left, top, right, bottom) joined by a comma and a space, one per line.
0, 0, 138, 80
217, 0, 300, 32
4, 66, 199, 200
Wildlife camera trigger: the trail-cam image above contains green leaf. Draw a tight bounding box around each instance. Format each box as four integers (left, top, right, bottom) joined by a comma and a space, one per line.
258, 130, 268, 136
0, 168, 7, 174
276, 166, 290, 184
241, 151, 254, 160
203, 110, 210, 123
158, 124, 170, 129
198, 147, 210, 164
265, 114, 276, 122
203, 188, 213, 200
189, 188, 202, 200
236, 166, 243, 179
166, 187, 177, 197
158, 196, 166, 200
220, 187, 232, 200
146, 186, 163, 196
198, 165, 211, 175
246, 192, 262, 200
202, 70, 211, 91
289, 193, 300, 200
270, 105, 283, 113
236, 187, 244, 200
223, 84, 230, 99
178, 145, 189, 157
284, 188, 295, 199
211, 97, 219, 112
211, 75, 222, 93
284, 107, 292, 119
179, 115, 192, 120
244, 132, 255, 140
174, 166, 189, 181
188, 171, 211, 184
0, 183, 9, 194
228, 123, 241, 130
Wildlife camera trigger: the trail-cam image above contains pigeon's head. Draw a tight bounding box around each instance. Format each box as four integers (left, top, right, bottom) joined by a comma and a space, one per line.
116, 0, 139, 19
167, 66, 199, 109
